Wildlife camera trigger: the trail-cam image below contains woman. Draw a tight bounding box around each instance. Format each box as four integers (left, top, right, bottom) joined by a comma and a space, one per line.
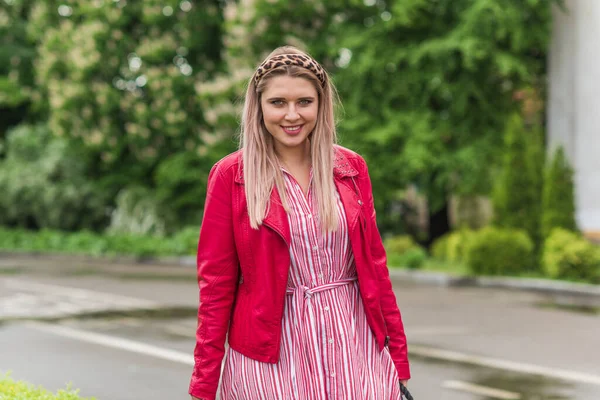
189, 46, 410, 400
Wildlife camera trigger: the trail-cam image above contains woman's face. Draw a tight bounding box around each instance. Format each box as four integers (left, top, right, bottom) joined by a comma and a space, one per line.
260, 75, 319, 156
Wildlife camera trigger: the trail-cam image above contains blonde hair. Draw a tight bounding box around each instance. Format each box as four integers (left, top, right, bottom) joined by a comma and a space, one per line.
240, 45, 339, 232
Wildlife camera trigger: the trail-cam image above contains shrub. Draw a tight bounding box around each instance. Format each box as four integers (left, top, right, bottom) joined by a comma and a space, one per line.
542, 147, 577, 239
106, 186, 167, 237
384, 235, 421, 255
543, 228, 600, 283
0, 124, 108, 231
431, 234, 449, 260
465, 227, 534, 275
398, 247, 428, 269
431, 229, 475, 263
384, 235, 427, 269
0, 373, 94, 399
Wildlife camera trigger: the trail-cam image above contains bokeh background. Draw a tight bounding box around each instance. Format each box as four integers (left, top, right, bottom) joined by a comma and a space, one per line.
1, 0, 598, 284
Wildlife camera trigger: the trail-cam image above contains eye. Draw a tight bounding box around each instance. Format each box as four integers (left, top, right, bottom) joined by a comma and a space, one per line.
299, 99, 313, 106
270, 100, 284, 106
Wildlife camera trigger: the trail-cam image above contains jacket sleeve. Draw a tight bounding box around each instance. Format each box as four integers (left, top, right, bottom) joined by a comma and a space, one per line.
359, 156, 411, 380
189, 163, 240, 400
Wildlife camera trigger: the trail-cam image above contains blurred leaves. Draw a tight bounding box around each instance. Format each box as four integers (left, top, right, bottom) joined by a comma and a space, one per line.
0, 124, 108, 230
0, 0, 558, 238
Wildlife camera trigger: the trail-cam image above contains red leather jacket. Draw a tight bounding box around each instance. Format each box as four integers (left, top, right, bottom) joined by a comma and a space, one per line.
189, 145, 410, 399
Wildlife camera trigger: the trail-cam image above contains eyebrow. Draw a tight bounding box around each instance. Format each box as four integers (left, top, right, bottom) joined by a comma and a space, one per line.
266, 96, 316, 101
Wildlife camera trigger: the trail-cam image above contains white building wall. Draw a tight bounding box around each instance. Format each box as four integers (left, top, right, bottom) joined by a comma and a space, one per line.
548, 0, 600, 237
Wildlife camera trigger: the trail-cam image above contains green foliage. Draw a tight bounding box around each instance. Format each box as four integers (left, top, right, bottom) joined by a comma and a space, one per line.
383, 234, 422, 255
25, 0, 228, 228
542, 146, 577, 239
0, 227, 198, 257
431, 228, 475, 263
399, 247, 428, 269
466, 226, 534, 275
0, 0, 37, 137
384, 235, 427, 269
493, 114, 543, 261
0, 373, 94, 399
153, 139, 238, 232
542, 229, 599, 283
0, 124, 108, 230
107, 186, 167, 237
216, 0, 557, 236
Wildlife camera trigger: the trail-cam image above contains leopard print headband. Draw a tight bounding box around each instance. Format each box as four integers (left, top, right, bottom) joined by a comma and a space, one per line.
254, 54, 326, 87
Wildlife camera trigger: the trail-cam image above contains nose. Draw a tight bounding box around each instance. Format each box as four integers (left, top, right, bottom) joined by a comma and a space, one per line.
285, 104, 299, 120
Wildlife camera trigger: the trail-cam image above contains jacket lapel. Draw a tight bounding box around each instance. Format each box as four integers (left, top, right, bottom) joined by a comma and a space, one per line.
262, 184, 291, 246
333, 148, 361, 236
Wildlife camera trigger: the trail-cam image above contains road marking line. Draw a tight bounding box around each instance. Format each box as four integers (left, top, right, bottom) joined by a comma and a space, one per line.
411, 344, 600, 386
4, 279, 156, 307
443, 380, 521, 399
27, 322, 194, 366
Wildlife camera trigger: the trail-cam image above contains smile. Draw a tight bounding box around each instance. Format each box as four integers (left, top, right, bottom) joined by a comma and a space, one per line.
281, 125, 303, 135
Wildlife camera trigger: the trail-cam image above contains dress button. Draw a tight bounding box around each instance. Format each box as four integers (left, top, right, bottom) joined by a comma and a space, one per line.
328, 338, 334, 344
312, 245, 318, 251
307, 214, 312, 219
324, 306, 330, 311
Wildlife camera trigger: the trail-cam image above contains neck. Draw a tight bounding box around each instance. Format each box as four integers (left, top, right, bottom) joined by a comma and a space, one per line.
275, 141, 311, 169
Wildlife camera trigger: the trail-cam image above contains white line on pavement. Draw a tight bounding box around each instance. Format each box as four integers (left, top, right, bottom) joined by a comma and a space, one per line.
27, 322, 194, 366
27, 319, 600, 390
443, 380, 521, 399
411, 344, 600, 387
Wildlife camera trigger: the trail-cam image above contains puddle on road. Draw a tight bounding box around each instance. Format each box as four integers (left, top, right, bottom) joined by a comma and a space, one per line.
411, 354, 579, 400
0, 267, 24, 275
536, 301, 600, 316
474, 371, 571, 400
57, 267, 197, 282
47, 306, 198, 322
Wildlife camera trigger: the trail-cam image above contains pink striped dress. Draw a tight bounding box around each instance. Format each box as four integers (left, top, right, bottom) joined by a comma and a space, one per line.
219, 169, 403, 399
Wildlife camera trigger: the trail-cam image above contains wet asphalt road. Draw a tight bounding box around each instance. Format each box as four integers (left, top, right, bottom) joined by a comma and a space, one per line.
1, 256, 599, 400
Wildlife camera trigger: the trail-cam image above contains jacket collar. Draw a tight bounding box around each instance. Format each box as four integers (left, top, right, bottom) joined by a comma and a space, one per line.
234, 146, 358, 184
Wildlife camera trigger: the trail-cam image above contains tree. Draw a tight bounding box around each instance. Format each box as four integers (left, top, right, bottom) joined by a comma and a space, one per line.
0, 0, 38, 143
209, 0, 557, 240
542, 146, 577, 238
493, 113, 543, 266
28, 0, 227, 193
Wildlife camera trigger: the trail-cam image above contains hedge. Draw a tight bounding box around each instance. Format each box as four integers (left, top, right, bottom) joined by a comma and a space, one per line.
384, 235, 427, 269
0, 227, 199, 258
0, 374, 94, 399
465, 227, 534, 276
543, 228, 600, 283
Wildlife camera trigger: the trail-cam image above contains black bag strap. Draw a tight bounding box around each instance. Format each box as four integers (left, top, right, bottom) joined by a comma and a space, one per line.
400, 382, 414, 400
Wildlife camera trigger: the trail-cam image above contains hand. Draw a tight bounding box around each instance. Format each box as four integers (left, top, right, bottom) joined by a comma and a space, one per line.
399, 379, 408, 387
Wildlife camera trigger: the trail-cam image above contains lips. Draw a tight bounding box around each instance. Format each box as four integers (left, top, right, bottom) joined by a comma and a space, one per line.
281, 125, 303, 135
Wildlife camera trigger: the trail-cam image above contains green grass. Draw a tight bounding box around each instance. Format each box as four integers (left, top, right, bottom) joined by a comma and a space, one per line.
0, 373, 94, 399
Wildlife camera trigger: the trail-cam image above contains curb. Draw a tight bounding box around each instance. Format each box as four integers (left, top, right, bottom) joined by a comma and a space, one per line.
387, 268, 600, 306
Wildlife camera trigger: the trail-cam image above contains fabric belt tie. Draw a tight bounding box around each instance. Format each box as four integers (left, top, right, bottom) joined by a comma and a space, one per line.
286, 277, 357, 324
